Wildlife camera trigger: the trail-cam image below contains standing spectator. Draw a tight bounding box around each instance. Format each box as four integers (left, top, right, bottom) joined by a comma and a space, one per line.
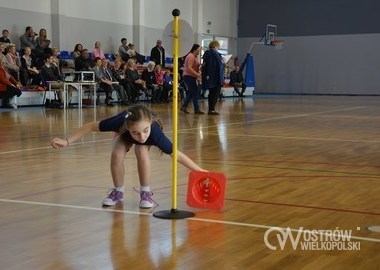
229, 65, 246, 97
202, 40, 224, 115
72, 43, 83, 60
36, 29, 51, 54
181, 44, 203, 114
125, 58, 145, 103
118, 38, 129, 62
75, 49, 92, 71
142, 61, 162, 103
92, 41, 105, 59
20, 26, 37, 50
20, 47, 40, 86
0, 55, 22, 108
150, 40, 165, 68
5, 44, 21, 80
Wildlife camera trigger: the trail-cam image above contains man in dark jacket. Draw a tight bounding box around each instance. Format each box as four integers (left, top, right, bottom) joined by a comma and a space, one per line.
229, 65, 246, 97
202, 40, 224, 115
75, 49, 92, 71
150, 40, 165, 68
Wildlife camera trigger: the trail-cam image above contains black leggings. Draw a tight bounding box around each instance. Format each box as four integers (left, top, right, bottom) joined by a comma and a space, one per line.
208, 86, 221, 112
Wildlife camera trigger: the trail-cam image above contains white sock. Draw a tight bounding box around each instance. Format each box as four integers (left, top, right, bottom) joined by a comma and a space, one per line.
140, 185, 150, 192
115, 186, 124, 192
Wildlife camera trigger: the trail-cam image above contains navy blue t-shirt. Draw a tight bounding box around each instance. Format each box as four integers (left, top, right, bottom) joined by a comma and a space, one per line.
98, 111, 173, 154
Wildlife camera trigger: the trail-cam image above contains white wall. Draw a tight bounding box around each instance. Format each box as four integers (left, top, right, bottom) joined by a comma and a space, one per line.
0, 0, 238, 56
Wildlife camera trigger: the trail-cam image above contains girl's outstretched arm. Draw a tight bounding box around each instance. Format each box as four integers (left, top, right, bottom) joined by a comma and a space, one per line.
176, 150, 207, 172
51, 122, 100, 149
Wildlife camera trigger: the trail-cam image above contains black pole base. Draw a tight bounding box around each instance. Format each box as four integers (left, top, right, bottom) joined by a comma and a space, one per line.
153, 208, 195, 219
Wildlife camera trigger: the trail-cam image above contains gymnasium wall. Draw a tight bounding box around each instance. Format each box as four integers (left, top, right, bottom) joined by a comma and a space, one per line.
237, 0, 380, 95
0, 0, 238, 57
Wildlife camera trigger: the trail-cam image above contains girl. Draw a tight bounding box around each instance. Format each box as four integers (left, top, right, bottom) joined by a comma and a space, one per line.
181, 44, 203, 114
72, 43, 83, 60
50, 104, 206, 208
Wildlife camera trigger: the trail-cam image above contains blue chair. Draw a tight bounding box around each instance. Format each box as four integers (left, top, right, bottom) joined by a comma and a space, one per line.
105, 54, 115, 61
59, 51, 71, 60
145, 56, 150, 63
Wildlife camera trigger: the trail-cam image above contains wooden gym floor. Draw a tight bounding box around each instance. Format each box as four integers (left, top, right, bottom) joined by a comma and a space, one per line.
0, 95, 379, 270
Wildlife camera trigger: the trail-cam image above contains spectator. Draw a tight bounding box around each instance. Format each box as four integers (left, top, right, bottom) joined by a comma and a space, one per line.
75, 49, 92, 71
142, 61, 162, 103
181, 44, 203, 114
51, 47, 62, 76
154, 65, 168, 103
202, 40, 224, 115
118, 38, 129, 62
20, 26, 37, 50
36, 28, 51, 54
72, 43, 83, 60
41, 54, 69, 104
125, 58, 145, 103
0, 43, 5, 56
127, 43, 145, 64
229, 65, 246, 97
92, 41, 105, 59
0, 30, 11, 54
150, 40, 165, 67
92, 58, 114, 106
5, 44, 21, 80
20, 47, 40, 86
0, 55, 22, 108
112, 60, 130, 105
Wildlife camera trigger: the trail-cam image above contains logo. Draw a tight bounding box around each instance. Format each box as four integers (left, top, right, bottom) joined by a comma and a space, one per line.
264, 227, 361, 251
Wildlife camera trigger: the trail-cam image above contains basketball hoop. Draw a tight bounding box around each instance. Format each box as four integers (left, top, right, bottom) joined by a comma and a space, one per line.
270, 40, 284, 50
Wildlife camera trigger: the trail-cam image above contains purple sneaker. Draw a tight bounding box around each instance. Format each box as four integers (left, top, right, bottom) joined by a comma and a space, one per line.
139, 191, 154, 208
102, 188, 123, 206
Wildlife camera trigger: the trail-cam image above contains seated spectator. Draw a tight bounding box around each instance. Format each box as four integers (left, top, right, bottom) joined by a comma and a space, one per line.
72, 43, 83, 60
125, 58, 145, 102
75, 49, 93, 71
229, 65, 246, 97
0, 55, 22, 108
20, 26, 37, 50
163, 70, 174, 102
127, 43, 145, 64
0, 43, 5, 56
5, 44, 21, 80
154, 65, 168, 103
36, 28, 52, 55
118, 38, 129, 62
92, 41, 105, 59
0, 30, 11, 54
41, 54, 70, 104
20, 47, 40, 86
92, 58, 114, 106
51, 47, 63, 76
112, 60, 131, 105
142, 61, 162, 103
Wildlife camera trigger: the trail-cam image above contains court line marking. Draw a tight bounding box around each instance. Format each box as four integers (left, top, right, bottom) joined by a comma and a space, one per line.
0, 198, 379, 244
181, 132, 380, 144
0, 105, 366, 156
0, 138, 112, 155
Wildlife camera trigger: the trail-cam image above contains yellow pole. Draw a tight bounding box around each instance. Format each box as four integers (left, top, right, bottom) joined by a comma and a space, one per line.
171, 14, 179, 210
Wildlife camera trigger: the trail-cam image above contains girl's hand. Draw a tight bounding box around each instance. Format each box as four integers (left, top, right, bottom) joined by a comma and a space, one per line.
51, 138, 69, 149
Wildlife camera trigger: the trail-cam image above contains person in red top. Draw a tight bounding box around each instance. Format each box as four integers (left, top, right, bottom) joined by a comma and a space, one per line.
0, 56, 22, 108
154, 65, 168, 103
180, 44, 204, 114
